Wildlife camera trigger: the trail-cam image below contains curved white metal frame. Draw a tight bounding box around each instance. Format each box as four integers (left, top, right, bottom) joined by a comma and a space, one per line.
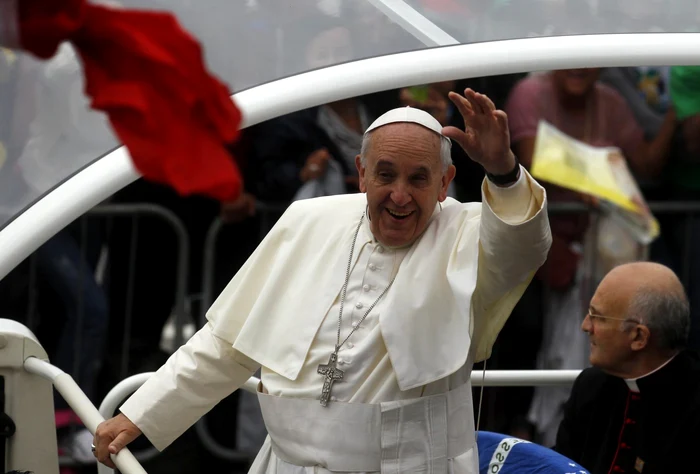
96, 373, 261, 474
94, 370, 581, 473
24, 357, 147, 474
365, 0, 459, 46
97, 373, 157, 474
1, 32, 700, 279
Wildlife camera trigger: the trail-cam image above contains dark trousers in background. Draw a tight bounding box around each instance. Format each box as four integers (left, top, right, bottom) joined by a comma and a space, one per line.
35, 225, 108, 408
474, 278, 544, 435
99, 180, 220, 393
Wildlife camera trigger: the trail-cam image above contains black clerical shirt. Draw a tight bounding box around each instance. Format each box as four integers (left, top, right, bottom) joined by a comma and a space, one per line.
555, 350, 700, 473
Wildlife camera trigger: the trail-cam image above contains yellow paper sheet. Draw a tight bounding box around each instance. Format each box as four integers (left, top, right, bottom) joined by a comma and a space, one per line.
530, 121, 659, 243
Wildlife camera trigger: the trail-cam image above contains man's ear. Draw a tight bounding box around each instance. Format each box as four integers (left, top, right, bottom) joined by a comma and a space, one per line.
630, 324, 651, 352
355, 154, 367, 193
438, 164, 456, 202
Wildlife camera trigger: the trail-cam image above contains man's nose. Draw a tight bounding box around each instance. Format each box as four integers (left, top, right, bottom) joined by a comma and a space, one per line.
581, 313, 593, 333
390, 184, 411, 207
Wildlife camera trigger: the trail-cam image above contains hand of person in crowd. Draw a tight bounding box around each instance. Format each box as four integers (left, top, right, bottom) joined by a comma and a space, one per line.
442, 88, 517, 176
93, 413, 142, 468
399, 85, 450, 126
221, 192, 256, 223
300, 148, 331, 182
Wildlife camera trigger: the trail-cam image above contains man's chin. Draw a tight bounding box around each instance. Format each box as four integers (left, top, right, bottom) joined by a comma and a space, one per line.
376, 228, 415, 249
588, 353, 604, 369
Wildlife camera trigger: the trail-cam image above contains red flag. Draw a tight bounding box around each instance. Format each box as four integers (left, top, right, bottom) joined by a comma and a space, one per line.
10, 0, 243, 201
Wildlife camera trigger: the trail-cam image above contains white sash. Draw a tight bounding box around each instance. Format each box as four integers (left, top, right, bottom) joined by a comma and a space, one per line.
257, 382, 476, 473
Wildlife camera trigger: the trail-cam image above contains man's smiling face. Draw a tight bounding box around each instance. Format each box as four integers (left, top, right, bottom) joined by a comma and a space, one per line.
356, 122, 455, 248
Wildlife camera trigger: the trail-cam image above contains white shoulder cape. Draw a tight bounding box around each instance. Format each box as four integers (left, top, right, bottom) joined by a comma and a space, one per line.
206, 176, 550, 390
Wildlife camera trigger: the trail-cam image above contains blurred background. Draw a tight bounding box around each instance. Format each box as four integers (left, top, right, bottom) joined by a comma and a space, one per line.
2, 0, 700, 472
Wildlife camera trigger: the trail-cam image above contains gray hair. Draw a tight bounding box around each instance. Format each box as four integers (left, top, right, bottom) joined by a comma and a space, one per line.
626, 286, 690, 351
359, 130, 453, 173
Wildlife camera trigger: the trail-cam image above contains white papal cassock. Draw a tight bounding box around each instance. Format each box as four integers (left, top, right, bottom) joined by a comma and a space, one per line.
120, 167, 551, 473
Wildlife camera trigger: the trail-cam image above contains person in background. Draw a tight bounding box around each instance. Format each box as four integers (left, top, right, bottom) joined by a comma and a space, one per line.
399, 82, 456, 127
598, 65, 700, 349
6, 42, 114, 467
598, 66, 674, 198
556, 262, 700, 474
253, 17, 380, 202
253, 96, 374, 203
505, 68, 677, 445
653, 65, 700, 351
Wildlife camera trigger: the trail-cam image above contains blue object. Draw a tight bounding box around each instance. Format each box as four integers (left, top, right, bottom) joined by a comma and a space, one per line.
477, 431, 590, 474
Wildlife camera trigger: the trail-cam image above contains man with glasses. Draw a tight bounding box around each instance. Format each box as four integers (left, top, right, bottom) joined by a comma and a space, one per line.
555, 261, 700, 474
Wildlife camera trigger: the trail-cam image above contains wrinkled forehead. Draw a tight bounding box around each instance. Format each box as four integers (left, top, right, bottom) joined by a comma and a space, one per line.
368, 123, 443, 164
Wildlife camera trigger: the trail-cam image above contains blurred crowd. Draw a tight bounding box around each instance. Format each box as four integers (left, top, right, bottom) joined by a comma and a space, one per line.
2, 0, 700, 472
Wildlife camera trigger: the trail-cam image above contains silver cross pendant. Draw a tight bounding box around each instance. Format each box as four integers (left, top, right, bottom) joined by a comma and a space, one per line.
317, 351, 344, 406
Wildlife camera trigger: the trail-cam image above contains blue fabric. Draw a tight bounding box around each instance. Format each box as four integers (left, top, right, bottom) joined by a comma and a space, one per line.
477, 431, 589, 474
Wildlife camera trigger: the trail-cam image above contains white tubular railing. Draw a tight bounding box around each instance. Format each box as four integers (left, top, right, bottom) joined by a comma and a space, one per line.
23, 357, 147, 474
470, 369, 581, 386
95, 371, 261, 474
97, 373, 158, 474
93, 368, 583, 473
98, 372, 154, 427
98, 370, 581, 413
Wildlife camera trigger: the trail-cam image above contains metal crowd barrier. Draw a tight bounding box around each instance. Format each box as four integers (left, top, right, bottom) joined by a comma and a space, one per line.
200, 201, 288, 325
89, 203, 191, 352
86, 204, 192, 467
26, 203, 192, 470
643, 201, 700, 288
196, 201, 287, 463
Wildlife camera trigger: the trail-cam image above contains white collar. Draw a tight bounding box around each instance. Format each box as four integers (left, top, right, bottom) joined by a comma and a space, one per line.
624, 354, 677, 392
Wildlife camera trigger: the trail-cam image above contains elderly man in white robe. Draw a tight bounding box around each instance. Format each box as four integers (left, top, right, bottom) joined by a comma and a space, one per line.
93, 88, 552, 473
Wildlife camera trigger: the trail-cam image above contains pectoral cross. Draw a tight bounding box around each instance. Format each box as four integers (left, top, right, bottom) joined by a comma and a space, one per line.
317, 351, 344, 406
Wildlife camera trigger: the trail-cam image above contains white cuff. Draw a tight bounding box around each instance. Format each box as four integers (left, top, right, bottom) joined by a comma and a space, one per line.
482, 165, 540, 225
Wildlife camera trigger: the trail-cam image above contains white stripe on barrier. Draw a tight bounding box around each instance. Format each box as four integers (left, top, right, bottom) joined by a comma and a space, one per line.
488, 437, 530, 473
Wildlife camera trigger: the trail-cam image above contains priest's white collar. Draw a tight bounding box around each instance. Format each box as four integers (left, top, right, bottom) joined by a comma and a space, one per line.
624, 354, 677, 393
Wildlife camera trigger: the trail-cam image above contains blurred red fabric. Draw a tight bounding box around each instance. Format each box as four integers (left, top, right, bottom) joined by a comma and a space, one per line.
15, 0, 243, 201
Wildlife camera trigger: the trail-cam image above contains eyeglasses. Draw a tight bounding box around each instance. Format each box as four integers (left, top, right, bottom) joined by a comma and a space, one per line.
586, 310, 642, 326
